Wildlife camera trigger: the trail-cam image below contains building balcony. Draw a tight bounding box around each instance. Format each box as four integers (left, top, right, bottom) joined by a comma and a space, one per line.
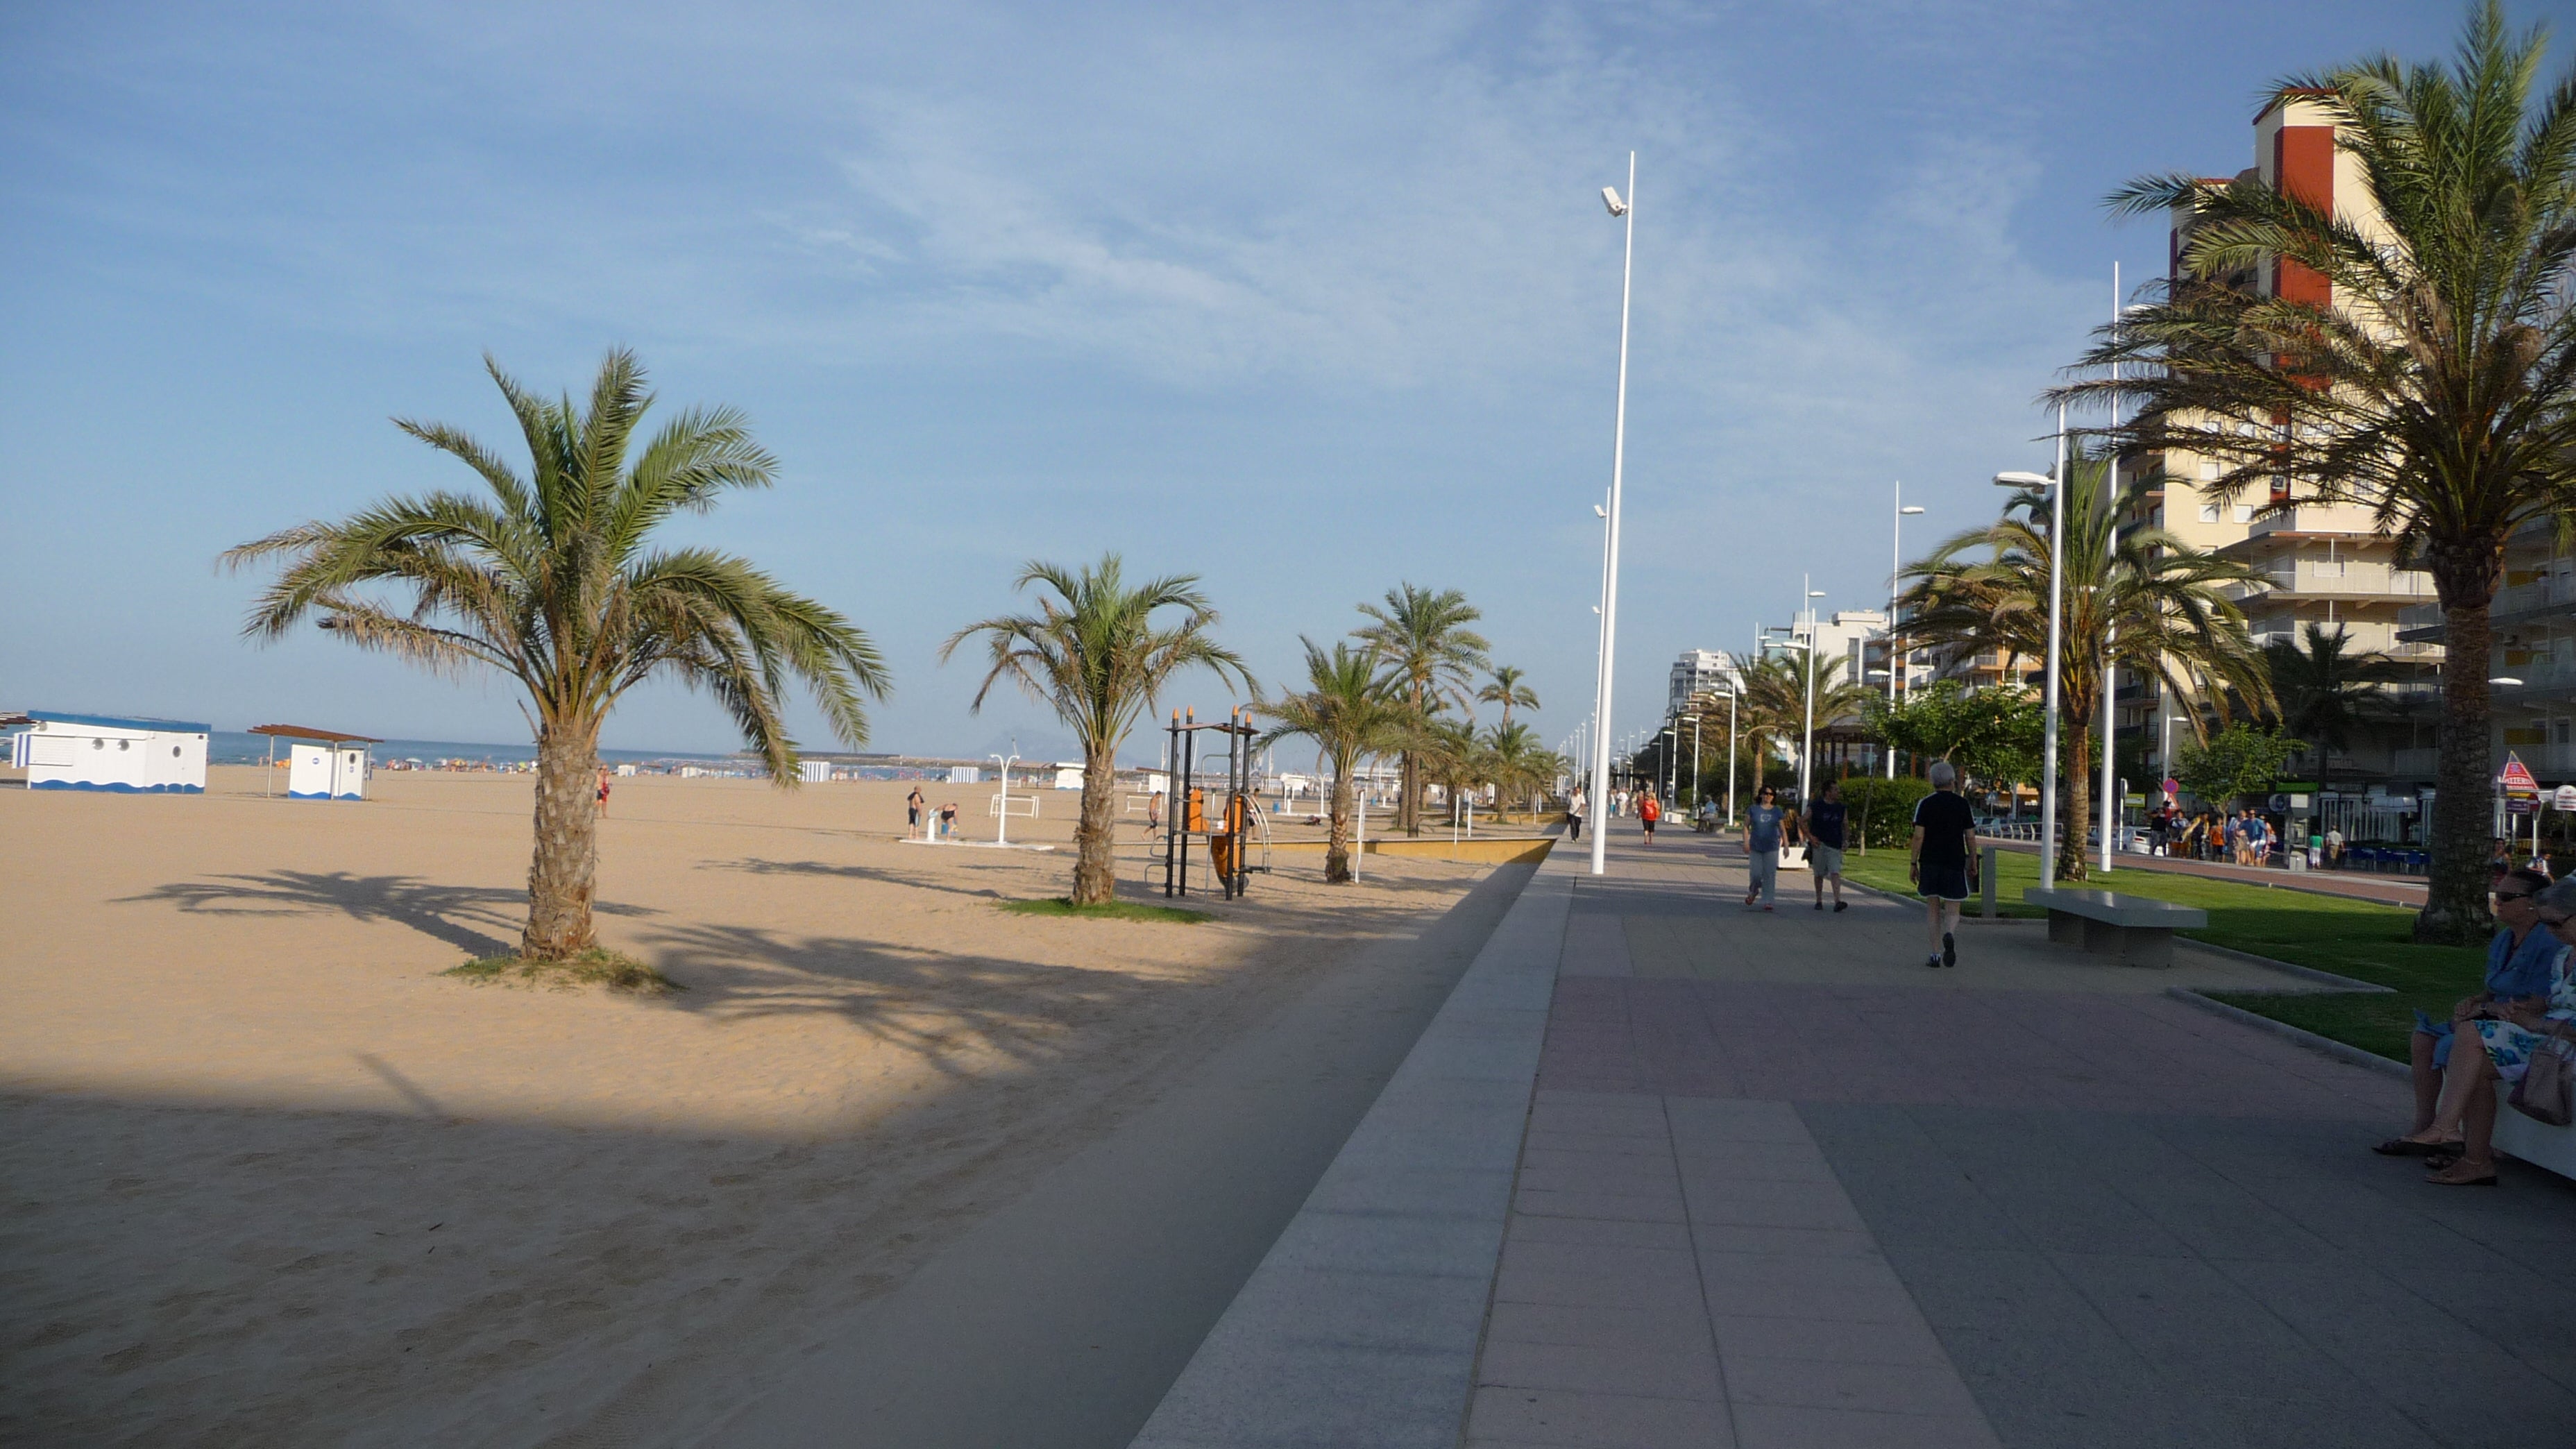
2235, 559, 2437, 602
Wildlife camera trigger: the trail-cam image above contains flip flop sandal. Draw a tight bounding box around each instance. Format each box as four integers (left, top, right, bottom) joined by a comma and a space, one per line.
2426, 1164, 2498, 1187
2373, 1137, 2458, 1157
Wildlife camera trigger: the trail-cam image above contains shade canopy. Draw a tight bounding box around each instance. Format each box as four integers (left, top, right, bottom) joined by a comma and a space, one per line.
248, 723, 382, 745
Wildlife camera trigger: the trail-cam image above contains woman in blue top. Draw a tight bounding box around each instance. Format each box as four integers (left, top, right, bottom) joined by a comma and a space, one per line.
2377, 867, 2559, 1158
2406, 874, 2576, 1185
1742, 786, 1786, 911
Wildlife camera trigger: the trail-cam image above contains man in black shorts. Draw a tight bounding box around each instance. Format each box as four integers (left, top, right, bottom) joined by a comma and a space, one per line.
1908, 760, 1978, 968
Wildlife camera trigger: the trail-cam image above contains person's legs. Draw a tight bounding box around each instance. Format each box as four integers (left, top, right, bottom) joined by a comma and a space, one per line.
2409, 1028, 2444, 1133
1938, 897, 1959, 965
1924, 895, 1944, 960
1756, 850, 1777, 906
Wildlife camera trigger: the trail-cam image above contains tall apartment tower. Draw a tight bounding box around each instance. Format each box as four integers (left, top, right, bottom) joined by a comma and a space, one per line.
1668, 650, 1740, 714
2117, 92, 2442, 799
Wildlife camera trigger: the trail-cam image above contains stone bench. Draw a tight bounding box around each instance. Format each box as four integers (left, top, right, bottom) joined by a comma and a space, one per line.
2024, 887, 2209, 968
2495, 1090, 2576, 1181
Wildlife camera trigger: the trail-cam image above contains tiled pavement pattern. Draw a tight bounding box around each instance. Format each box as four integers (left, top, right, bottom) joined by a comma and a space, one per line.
1468, 830, 2576, 1449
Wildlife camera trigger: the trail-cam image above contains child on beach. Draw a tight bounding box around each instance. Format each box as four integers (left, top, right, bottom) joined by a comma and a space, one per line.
596, 767, 612, 817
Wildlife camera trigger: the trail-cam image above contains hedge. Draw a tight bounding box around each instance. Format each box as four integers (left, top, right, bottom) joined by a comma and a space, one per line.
1835, 774, 1934, 850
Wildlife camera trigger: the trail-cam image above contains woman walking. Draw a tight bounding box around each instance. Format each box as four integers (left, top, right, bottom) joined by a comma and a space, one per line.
1743, 786, 1786, 911
1638, 788, 1661, 845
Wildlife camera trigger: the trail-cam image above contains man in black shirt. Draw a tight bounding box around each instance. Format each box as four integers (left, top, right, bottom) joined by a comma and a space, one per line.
1807, 779, 1849, 912
1908, 760, 1978, 968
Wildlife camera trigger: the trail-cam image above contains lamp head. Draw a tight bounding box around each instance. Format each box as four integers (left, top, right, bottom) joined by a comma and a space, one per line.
1899, 505, 1925, 516
1602, 186, 1628, 217
1995, 470, 2053, 490
1593, 504, 1607, 518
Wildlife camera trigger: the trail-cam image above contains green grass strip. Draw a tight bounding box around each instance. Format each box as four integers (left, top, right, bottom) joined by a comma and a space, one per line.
997, 898, 1211, 924
1838, 846, 2480, 1062
445, 947, 681, 994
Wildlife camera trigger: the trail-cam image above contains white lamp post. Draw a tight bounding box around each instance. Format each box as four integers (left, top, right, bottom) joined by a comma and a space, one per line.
1997, 404, 2069, 887
1890, 488, 1926, 777
1587, 155, 1636, 878
1798, 579, 1825, 804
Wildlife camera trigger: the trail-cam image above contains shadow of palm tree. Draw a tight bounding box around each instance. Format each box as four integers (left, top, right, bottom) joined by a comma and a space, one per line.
706, 857, 1016, 901
117, 871, 656, 958
643, 921, 1186, 1079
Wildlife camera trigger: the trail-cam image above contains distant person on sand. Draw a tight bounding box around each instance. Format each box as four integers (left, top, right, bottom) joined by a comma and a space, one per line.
906, 785, 924, 835
1149, 790, 1166, 833
938, 802, 959, 838
596, 766, 612, 817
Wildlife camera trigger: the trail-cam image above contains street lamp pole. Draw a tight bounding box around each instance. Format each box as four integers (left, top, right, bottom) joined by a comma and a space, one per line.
1587, 154, 1636, 878
1998, 404, 2069, 887
1725, 688, 1739, 826
1890, 487, 1925, 778
1798, 577, 1823, 806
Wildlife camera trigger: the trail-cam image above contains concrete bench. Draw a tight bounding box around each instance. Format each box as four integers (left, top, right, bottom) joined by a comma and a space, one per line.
2495, 1090, 2576, 1181
2024, 888, 2209, 968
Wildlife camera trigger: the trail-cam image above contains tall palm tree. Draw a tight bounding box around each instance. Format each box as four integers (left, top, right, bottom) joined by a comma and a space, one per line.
1354, 584, 1491, 834
2265, 622, 2403, 784
1477, 665, 1541, 727
2067, 3, 2576, 935
1253, 639, 1412, 882
1904, 455, 2272, 881
944, 554, 1247, 906
225, 350, 888, 960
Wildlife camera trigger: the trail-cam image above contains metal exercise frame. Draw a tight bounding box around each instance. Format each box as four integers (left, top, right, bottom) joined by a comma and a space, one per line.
1162, 706, 1262, 900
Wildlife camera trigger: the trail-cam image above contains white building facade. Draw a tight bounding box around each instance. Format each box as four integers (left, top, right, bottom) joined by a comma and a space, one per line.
10, 711, 210, 793
1668, 650, 1741, 713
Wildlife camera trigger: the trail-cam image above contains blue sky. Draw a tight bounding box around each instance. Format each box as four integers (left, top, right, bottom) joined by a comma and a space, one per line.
0, 1, 2477, 763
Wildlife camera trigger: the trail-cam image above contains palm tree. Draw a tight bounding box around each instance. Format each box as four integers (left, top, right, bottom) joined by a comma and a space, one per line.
225, 350, 887, 960
1354, 584, 1491, 833
1730, 653, 1874, 796
1477, 666, 1541, 727
944, 554, 1247, 906
1253, 639, 1412, 882
1418, 713, 1485, 828
2265, 622, 2403, 785
1904, 455, 2272, 881
1480, 721, 1559, 820
2068, 3, 2576, 935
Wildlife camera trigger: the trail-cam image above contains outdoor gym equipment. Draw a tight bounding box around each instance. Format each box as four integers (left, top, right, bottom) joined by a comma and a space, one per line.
1157, 706, 1266, 899
987, 749, 1041, 847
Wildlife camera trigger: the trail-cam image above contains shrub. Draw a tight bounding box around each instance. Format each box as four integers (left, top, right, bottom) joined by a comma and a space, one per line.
1837, 774, 1933, 850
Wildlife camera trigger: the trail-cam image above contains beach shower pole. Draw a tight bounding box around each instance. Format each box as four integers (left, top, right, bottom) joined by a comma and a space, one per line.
1589, 151, 1636, 878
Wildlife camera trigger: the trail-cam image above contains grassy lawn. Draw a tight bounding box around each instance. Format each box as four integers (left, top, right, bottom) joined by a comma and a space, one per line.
1839, 847, 2482, 1062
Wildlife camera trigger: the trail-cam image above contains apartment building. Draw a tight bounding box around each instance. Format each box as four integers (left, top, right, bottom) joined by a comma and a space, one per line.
2400, 517, 2576, 779
1668, 649, 1740, 714
2112, 90, 2443, 797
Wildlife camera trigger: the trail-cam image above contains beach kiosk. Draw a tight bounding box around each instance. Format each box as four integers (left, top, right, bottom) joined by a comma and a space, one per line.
248, 723, 379, 800
6, 711, 210, 793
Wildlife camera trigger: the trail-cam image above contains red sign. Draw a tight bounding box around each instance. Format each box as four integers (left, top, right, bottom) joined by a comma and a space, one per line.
2500, 753, 2539, 799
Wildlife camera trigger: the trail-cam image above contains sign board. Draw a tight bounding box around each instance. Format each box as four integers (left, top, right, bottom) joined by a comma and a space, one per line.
2289, 794, 2311, 808
2500, 753, 2539, 799
2557, 784, 2576, 813
2161, 777, 2180, 798
2510, 798, 2537, 815
2268, 793, 2291, 812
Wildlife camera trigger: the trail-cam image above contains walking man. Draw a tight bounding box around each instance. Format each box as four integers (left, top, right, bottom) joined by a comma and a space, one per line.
1567, 783, 1586, 842
1909, 761, 1976, 967
1807, 778, 1849, 912
1743, 785, 1786, 911
906, 784, 925, 837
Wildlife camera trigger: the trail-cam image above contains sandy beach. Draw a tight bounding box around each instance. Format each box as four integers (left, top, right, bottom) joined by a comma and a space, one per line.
1, 766, 1514, 1443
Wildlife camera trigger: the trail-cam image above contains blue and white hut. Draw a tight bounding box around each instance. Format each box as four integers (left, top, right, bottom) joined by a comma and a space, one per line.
7, 711, 210, 793
248, 723, 380, 800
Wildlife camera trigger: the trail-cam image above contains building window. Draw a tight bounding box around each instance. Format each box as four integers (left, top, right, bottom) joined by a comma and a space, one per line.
2232, 504, 2255, 523
2199, 502, 2221, 523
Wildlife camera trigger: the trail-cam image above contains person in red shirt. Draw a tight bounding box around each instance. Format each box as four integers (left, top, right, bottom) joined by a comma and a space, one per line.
1638, 788, 1661, 844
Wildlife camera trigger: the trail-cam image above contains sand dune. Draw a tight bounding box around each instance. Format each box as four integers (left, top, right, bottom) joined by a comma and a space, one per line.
0, 767, 1500, 1443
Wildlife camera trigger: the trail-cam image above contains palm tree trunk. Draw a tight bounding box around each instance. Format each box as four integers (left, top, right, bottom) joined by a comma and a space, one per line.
2418, 594, 2496, 944
2058, 722, 2092, 883
523, 720, 601, 959
1399, 749, 1420, 836
1072, 742, 1118, 905
1325, 767, 1355, 883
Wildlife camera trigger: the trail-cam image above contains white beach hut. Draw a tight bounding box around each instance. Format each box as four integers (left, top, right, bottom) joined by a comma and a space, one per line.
7, 711, 210, 793
248, 723, 379, 800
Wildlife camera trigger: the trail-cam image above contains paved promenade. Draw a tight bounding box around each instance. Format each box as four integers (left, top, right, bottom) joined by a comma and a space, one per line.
1466, 829, 2575, 1448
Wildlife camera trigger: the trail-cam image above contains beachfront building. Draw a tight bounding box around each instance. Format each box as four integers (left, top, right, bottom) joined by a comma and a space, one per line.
1667, 650, 1739, 714
2108, 89, 2444, 806
2401, 515, 2576, 781
248, 723, 378, 800
6, 710, 210, 793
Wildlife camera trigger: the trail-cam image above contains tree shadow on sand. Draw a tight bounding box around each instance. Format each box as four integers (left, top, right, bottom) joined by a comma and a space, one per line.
117, 872, 657, 959
643, 921, 1190, 1081
704, 857, 1022, 901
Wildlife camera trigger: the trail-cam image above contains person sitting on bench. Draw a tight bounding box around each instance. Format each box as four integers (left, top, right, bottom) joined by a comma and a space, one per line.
2376, 867, 2558, 1162
2396, 875, 2576, 1185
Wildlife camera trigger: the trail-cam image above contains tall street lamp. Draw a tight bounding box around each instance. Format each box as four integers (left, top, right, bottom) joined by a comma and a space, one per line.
1997, 402, 2069, 886
1798, 579, 1825, 804
1889, 487, 1926, 777
1588, 155, 1636, 878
